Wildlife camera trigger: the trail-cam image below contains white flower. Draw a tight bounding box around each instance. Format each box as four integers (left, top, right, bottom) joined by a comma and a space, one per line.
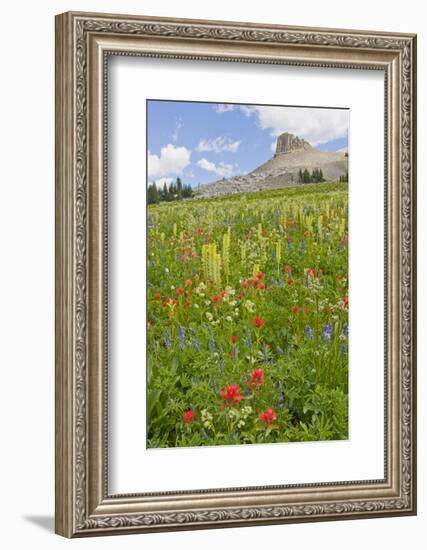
226, 316, 233, 322
194, 303, 199, 309
244, 300, 255, 312
229, 300, 237, 307
170, 285, 175, 290
206, 312, 213, 321
165, 268, 169, 273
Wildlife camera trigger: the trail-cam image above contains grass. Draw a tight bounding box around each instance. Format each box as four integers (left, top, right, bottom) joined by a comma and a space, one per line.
147, 182, 348, 448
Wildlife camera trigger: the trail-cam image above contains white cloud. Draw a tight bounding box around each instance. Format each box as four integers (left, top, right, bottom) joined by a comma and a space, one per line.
148, 144, 191, 179
197, 158, 236, 178
213, 104, 235, 113
171, 118, 183, 142
240, 105, 257, 118
241, 106, 349, 146
196, 136, 241, 153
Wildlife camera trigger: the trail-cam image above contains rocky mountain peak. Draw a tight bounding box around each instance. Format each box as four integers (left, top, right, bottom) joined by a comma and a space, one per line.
275, 132, 312, 155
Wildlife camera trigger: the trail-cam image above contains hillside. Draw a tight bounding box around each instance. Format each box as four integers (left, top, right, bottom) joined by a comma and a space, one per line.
195, 132, 348, 198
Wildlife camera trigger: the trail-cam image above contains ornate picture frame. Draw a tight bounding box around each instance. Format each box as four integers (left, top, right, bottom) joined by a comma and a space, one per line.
55, 11, 417, 537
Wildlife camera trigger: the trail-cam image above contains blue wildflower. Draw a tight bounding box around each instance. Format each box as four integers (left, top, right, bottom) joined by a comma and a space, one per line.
343, 323, 349, 337
163, 330, 172, 349
191, 338, 201, 351
208, 329, 216, 353
275, 346, 284, 355
287, 240, 292, 249
246, 325, 252, 351
178, 324, 186, 350
278, 381, 284, 408
305, 325, 314, 340
219, 358, 224, 375
301, 239, 306, 250
341, 344, 347, 354
322, 324, 333, 342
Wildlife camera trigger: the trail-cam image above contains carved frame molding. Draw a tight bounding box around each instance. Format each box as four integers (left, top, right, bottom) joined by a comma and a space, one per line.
55, 11, 416, 537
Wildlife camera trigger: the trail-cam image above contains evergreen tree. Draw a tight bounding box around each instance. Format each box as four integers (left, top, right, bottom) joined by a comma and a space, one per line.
298, 169, 303, 183
303, 168, 310, 183
162, 182, 168, 201
176, 177, 183, 199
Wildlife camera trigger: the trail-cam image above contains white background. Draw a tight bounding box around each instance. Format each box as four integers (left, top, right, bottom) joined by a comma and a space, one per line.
0, 1, 424, 548
109, 58, 384, 493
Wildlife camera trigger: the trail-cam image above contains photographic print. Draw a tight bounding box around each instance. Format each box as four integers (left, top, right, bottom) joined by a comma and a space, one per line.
147, 100, 349, 449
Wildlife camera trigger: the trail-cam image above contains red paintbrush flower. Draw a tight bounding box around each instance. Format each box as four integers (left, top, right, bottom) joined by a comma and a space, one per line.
256, 271, 264, 280
253, 317, 265, 328
259, 408, 277, 425
182, 410, 194, 423
292, 305, 300, 313
230, 335, 238, 344
219, 384, 243, 405
211, 294, 221, 304
245, 368, 265, 389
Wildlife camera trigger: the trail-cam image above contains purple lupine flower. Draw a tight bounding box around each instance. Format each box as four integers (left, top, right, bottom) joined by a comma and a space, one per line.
208, 329, 216, 353
246, 325, 252, 351
287, 240, 292, 249
322, 324, 333, 342
178, 324, 186, 350
305, 325, 314, 340
277, 277, 284, 288
219, 358, 224, 375
341, 344, 347, 354
163, 330, 172, 349
278, 381, 284, 408
301, 239, 306, 250
343, 323, 349, 337
191, 338, 201, 351
275, 346, 284, 355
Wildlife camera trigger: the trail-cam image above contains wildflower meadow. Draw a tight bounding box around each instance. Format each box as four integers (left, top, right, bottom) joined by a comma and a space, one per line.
147, 182, 349, 448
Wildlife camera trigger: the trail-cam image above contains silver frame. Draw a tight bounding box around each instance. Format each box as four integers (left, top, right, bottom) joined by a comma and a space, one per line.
55, 11, 417, 537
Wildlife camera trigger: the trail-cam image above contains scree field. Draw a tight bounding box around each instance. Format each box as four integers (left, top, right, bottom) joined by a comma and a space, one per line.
147, 182, 349, 448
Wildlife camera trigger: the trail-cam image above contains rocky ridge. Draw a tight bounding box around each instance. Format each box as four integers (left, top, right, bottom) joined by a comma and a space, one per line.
195, 132, 348, 198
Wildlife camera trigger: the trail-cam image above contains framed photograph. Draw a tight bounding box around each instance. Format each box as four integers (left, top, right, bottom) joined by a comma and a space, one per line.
55, 11, 417, 537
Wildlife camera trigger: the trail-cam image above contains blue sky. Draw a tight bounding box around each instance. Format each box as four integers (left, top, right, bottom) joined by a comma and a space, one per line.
147, 100, 349, 188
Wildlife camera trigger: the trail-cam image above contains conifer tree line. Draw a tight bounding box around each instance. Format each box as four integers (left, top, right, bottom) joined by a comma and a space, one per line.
298, 168, 325, 184
147, 177, 194, 204
339, 171, 349, 183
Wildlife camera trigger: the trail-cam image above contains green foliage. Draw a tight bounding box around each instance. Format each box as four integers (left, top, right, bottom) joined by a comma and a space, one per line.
147, 177, 194, 204
147, 182, 349, 448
